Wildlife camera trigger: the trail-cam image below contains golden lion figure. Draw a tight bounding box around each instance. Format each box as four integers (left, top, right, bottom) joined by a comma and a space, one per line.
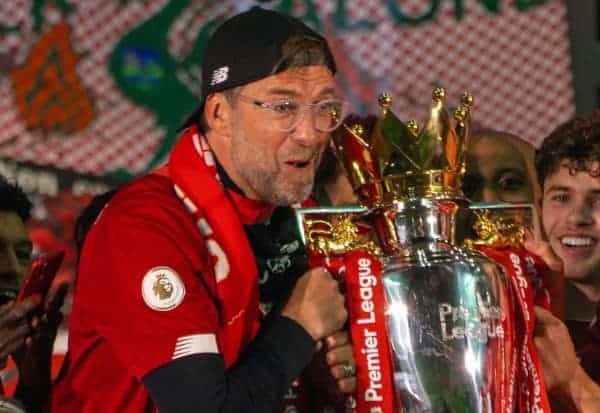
306, 214, 380, 257
470, 209, 525, 248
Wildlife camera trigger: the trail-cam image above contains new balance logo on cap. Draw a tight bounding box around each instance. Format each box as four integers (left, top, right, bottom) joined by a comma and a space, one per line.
210, 66, 229, 86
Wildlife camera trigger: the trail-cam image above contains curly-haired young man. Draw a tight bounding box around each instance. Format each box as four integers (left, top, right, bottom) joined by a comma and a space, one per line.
534, 111, 600, 412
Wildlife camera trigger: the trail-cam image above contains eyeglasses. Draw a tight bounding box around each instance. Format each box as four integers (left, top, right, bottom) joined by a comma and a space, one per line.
236, 95, 348, 132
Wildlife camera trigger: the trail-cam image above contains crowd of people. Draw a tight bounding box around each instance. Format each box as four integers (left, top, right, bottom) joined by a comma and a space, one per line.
0, 6, 598, 413
464, 122, 600, 411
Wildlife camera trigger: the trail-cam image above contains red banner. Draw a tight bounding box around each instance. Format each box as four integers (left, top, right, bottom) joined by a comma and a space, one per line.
478, 247, 552, 413
343, 250, 396, 413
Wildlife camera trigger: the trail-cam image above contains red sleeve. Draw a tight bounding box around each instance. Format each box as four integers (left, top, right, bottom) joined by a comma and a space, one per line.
76, 177, 220, 380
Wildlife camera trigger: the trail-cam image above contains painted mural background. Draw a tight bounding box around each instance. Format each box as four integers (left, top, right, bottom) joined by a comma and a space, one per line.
1, 0, 575, 178
0, 0, 576, 387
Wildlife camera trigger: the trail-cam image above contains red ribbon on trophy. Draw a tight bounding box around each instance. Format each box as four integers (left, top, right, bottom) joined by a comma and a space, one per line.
478, 246, 552, 413
302, 250, 397, 413
307, 250, 397, 413
342, 250, 396, 413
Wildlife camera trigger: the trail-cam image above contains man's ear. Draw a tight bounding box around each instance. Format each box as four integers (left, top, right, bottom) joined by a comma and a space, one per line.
204, 93, 233, 137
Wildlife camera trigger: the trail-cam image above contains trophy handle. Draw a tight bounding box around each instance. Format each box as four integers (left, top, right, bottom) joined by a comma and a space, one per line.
466, 202, 537, 248
295, 205, 378, 258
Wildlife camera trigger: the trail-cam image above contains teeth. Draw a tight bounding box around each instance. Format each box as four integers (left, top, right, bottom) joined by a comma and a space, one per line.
561, 237, 594, 247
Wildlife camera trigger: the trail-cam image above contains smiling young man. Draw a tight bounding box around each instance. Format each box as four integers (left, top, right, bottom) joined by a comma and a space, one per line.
53, 7, 354, 412
0, 176, 67, 412
537, 113, 600, 322
533, 111, 600, 411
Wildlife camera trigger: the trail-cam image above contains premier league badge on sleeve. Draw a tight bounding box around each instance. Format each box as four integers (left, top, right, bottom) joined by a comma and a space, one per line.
142, 266, 186, 311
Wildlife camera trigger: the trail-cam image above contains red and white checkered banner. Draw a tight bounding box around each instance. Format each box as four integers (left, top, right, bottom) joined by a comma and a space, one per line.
0, 0, 574, 178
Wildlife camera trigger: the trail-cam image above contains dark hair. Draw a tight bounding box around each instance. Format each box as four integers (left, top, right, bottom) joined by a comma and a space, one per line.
199, 34, 332, 133
0, 175, 32, 222
535, 110, 600, 188
74, 189, 118, 256
271, 34, 334, 75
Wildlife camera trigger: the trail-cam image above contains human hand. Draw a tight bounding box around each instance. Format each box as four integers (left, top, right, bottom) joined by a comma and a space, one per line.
524, 235, 562, 273
533, 306, 578, 393
534, 306, 600, 411
524, 236, 566, 320
282, 267, 347, 341
13, 282, 68, 407
0, 295, 42, 362
323, 331, 356, 394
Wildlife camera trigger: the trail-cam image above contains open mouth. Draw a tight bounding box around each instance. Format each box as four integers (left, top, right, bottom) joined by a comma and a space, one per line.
560, 236, 597, 248
285, 160, 311, 169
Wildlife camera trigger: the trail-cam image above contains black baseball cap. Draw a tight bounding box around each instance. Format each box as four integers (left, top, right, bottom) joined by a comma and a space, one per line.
179, 6, 336, 131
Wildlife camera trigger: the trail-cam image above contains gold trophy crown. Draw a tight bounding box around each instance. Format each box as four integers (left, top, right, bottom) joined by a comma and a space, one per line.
300, 87, 533, 257
332, 87, 473, 206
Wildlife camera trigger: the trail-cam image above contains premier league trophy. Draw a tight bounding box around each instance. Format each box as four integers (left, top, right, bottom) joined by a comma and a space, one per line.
296, 88, 551, 413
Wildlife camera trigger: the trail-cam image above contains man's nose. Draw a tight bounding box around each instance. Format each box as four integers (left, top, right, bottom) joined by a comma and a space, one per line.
289, 109, 327, 146
566, 199, 593, 226
481, 186, 499, 203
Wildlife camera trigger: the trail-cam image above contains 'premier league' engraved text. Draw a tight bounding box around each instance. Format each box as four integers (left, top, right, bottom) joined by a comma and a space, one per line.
438, 294, 504, 342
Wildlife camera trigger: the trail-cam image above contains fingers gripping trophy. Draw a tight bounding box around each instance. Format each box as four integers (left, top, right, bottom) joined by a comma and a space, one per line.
297, 89, 554, 413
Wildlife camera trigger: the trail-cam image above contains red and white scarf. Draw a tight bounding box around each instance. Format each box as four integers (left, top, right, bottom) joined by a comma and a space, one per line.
164, 126, 271, 366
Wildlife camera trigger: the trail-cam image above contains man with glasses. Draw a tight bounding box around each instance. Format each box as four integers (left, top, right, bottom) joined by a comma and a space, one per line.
53, 7, 353, 412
